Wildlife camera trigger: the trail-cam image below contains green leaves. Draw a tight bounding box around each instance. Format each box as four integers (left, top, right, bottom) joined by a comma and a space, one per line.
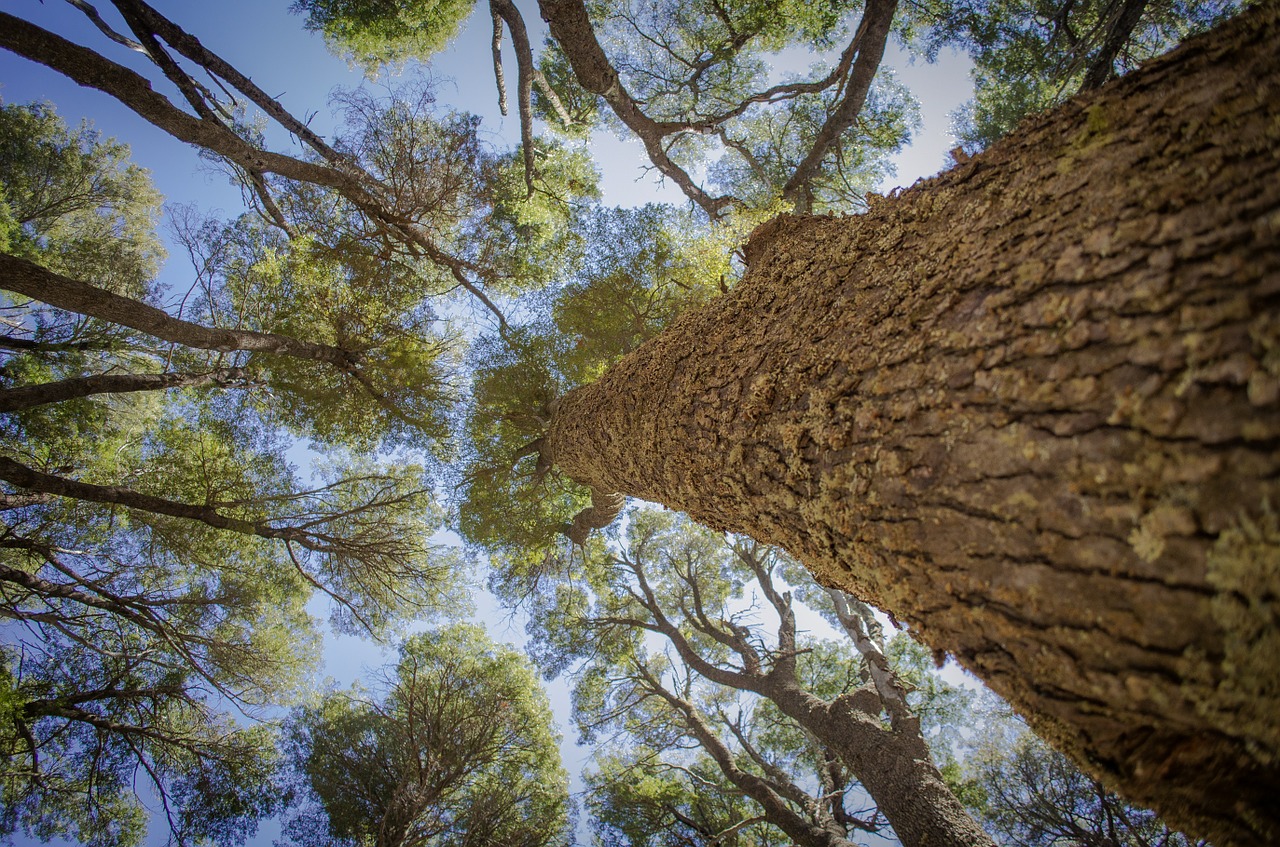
0, 101, 163, 295
291, 0, 478, 72
914, 0, 1240, 151
282, 624, 570, 847
0, 100, 468, 844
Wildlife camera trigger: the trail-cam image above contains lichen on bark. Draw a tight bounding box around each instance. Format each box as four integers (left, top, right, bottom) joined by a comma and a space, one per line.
545, 5, 1280, 844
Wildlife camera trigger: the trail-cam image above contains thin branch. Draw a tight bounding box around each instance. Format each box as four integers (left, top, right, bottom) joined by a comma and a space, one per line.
780, 0, 898, 210
1, 252, 361, 368
0, 367, 252, 413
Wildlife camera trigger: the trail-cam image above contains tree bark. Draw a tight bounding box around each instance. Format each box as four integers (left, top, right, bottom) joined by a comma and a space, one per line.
767, 684, 993, 847
545, 6, 1280, 845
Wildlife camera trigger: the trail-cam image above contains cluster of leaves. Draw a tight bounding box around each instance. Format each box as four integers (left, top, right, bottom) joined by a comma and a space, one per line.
0, 97, 478, 845
281, 624, 570, 847
292, 0, 478, 72
911, 0, 1241, 151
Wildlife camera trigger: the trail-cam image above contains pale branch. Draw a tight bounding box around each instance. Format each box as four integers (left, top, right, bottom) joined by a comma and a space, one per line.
491, 5, 509, 116
106, 0, 349, 167
706, 815, 770, 847
827, 588, 911, 726
245, 169, 298, 237
780, 0, 897, 210
491, 0, 540, 196
533, 68, 577, 127
1, 252, 361, 368
63, 0, 146, 53
0, 367, 253, 413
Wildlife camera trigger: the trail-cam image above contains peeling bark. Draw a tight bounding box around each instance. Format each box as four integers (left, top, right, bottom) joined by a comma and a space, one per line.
546, 7, 1280, 845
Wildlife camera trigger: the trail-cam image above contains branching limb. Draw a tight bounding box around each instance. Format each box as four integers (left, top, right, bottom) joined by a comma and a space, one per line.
0, 367, 253, 413
1, 252, 361, 368
491, 0, 540, 197
537, 0, 735, 218
827, 588, 911, 726
780, 0, 897, 210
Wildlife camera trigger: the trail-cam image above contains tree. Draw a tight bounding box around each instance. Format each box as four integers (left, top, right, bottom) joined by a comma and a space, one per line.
961, 716, 1210, 847
281, 624, 570, 847
887, 638, 1207, 847
521, 508, 993, 847
532, 8, 1280, 843
586, 748, 786, 847
2, 2, 1275, 844
0, 92, 459, 842
291, 0, 478, 72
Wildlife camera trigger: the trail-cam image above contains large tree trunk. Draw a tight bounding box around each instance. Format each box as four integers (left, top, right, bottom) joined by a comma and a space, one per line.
544, 5, 1280, 845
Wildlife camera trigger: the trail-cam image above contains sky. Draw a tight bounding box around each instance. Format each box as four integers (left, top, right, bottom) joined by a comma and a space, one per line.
0, 1, 975, 844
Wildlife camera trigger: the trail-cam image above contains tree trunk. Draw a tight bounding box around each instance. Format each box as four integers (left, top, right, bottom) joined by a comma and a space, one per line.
769, 684, 995, 847
545, 6, 1280, 845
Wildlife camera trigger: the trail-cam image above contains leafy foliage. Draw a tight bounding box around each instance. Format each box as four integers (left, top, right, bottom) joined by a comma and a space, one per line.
519, 508, 942, 845
281, 624, 570, 847
0, 101, 163, 296
0, 99, 463, 844
913, 0, 1240, 151
291, 0, 478, 71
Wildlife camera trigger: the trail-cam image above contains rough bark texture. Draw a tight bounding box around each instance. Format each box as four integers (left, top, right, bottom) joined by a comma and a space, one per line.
546, 7, 1280, 845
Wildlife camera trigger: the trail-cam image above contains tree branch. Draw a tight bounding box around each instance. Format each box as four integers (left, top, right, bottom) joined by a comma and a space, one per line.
1, 252, 360, 368
0, 367, 252, 413
780, 0, 897, 210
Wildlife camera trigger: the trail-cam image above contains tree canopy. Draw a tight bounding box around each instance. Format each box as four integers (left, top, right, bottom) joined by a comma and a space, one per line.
281, 624, 570, 847
0, 0, 1270, 845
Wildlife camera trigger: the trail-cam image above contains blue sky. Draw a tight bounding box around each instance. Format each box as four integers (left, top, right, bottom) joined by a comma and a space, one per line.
0, 1, 974, 844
